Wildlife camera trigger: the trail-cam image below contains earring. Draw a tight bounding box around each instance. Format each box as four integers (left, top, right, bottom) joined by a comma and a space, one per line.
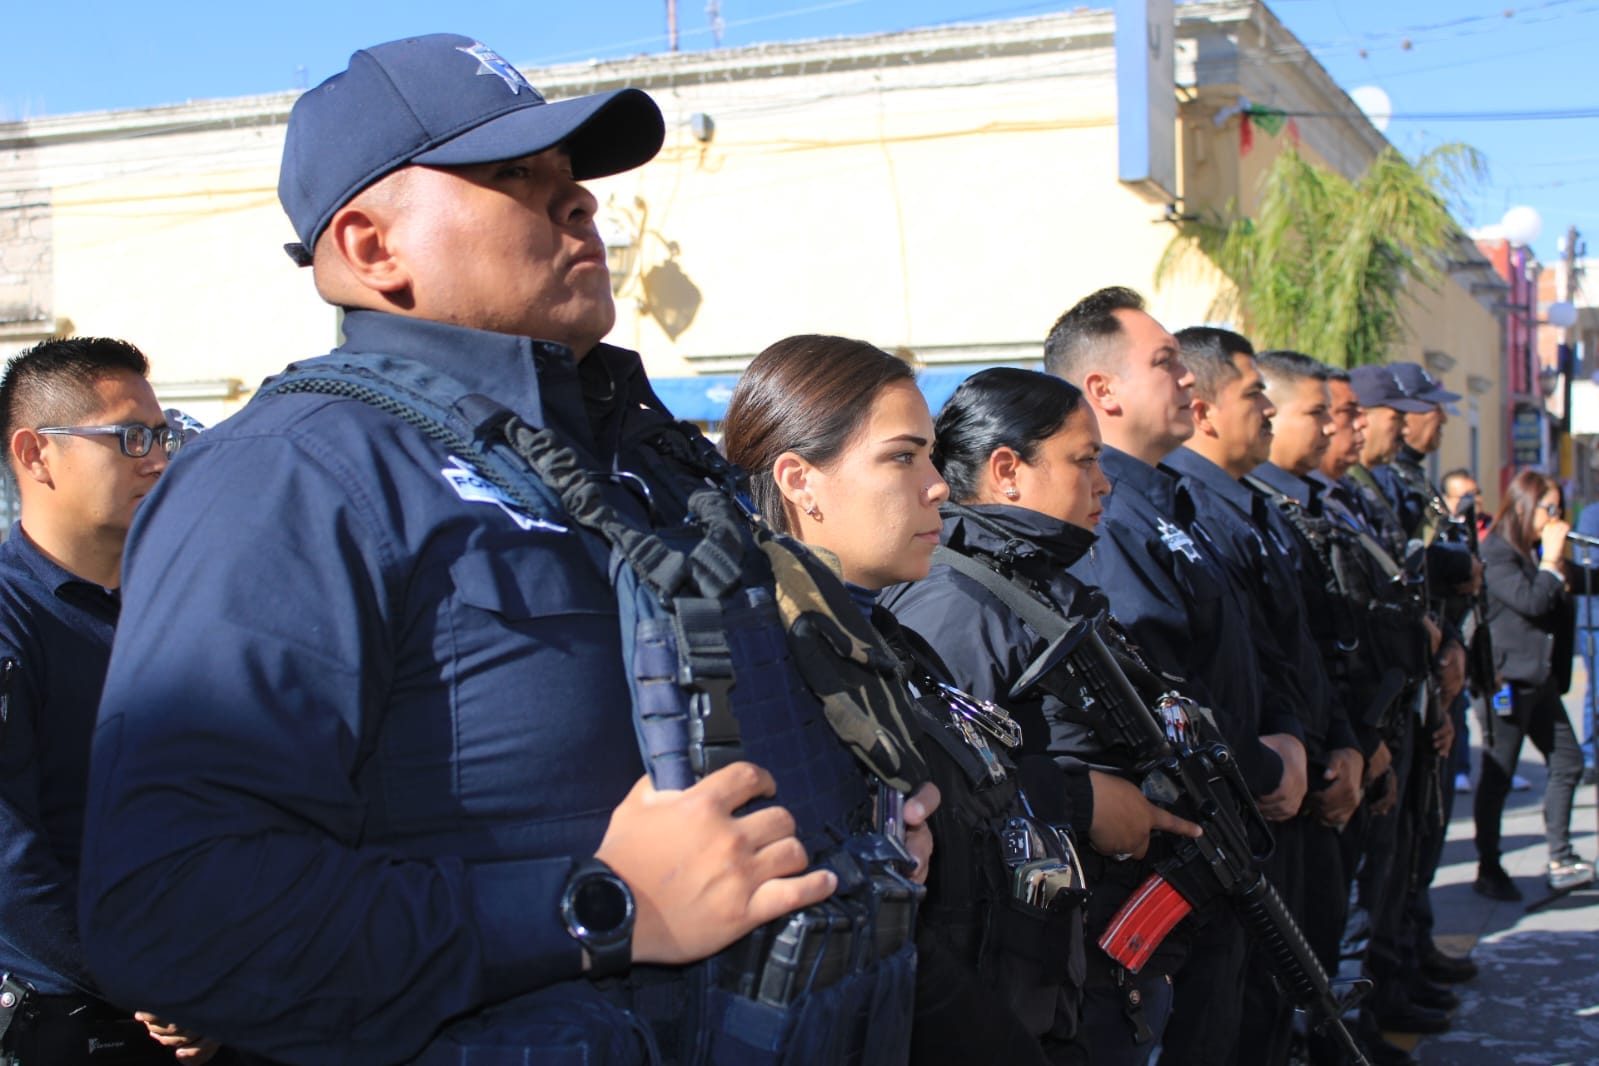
1003, 486, 1019, 500
805, 503, 822, 520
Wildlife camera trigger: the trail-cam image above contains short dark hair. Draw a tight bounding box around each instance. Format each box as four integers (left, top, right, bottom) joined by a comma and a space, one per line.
933, 368, 1086, 503
1322, 365, 1352, 383
1255, 349, 1330, 392
722, 334, 914, 534
1042, 286, 1145, 382
0, 336, 151, 448
1441, 467, 1474, 489
1175, 326, 1254, 402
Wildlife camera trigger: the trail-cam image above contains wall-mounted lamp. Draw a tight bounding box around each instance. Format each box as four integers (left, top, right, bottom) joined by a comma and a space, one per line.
598, 197, 646, 296
1491, 297, 1577, 327
689, 112, 715, 144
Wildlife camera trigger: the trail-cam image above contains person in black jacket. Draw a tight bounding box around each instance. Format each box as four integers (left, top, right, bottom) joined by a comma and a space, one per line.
882, 367, 1203, 1066
1474, 470, 1593, 898
724, 335, 1117, 1066
726, 344, 1200, 1066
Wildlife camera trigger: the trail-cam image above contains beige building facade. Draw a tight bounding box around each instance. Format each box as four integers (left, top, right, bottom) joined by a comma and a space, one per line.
0, 1, 1504, 496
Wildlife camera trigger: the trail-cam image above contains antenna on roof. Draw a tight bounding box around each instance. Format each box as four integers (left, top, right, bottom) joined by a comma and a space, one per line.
708, 0, 724, 46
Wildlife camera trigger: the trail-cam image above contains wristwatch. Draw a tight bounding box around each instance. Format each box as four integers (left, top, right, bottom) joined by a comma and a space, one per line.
560, 858, 635, 978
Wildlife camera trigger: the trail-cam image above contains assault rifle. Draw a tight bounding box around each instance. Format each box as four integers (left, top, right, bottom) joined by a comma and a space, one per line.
1011, 611, 1372, 1066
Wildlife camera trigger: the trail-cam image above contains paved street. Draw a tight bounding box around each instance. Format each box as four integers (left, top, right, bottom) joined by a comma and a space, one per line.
1398, 680, 1599, 1065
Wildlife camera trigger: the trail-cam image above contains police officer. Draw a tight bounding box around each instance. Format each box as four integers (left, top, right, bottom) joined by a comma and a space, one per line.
77, 35, 934, 1065
1165, 330, 1365, 1066
1376, 364, 1480, 989
1288, 365, 1431, 1066
882, 367, 1204, 1066
1042, 289, 1305, 1066
1249, 351, 1414, 1066
1340, 365, 1456, 1044
0, 338, 216, 1064
724, 337, 1111, 1066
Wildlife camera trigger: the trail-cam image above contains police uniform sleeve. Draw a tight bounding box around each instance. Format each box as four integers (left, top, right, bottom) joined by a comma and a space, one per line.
78, 432, 580, 1063
0, 650, 96, 993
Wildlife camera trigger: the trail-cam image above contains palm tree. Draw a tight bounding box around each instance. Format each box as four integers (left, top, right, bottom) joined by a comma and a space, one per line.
1157, 143, 1484, 367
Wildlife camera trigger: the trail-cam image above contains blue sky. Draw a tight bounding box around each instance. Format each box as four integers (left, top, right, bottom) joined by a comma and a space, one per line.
2, 0, 1595, 264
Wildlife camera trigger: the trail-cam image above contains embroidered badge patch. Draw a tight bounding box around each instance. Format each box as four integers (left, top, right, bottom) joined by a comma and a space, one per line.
442, 456, 567, 533
1156, 517, 1202, 562
455, 42, 542, 99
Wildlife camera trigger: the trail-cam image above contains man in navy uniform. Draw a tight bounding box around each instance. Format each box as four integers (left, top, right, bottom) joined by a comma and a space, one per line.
77, 34, 933, 1065
1165, 330, 1362, 1066
0, 338, 216, 1064
1044, 289, 1305, 1066
1342, 364, 1456, 1042
1372, 363, 1479, 995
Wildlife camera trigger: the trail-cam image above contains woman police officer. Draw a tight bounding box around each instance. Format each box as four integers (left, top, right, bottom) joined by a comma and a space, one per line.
883, 367, 1201, 1066
724, 339, 1196, 1064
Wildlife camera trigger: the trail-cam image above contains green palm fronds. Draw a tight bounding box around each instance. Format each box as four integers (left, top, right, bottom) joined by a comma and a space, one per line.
1157, 143, 1484, 367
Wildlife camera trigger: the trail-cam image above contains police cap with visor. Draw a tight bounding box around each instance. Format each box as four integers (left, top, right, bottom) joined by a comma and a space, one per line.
1387, 361, 1462, 414
1348, 364, 1433, 413
278, 33, 666, 265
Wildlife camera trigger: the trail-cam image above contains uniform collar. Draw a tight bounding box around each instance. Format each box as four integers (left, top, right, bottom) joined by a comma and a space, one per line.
939, 502, 1097, 571
1249, 461, 1311, 506
334, 310, 653, 453
1101, 444, 1180, 517
2, 523, 121, 605
1162, 447, 1258, 515
1393, 443, 1427, 469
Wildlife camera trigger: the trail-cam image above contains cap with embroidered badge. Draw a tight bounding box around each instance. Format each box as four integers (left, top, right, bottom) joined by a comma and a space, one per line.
1387, 361, 1462, 413
277, 33, 665, 266
1348, 364, 1433, 413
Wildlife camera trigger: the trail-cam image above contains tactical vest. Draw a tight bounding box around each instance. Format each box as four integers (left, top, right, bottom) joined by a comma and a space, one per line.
1245, 477, 1423, 733
875, 614, 1087, 1039
258, 355, 926, 1066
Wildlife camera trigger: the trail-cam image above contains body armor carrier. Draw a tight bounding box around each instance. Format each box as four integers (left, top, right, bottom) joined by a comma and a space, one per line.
1244, 477, 1423, 736
875, 616, 1087, 1038
260, 356, 927, 1066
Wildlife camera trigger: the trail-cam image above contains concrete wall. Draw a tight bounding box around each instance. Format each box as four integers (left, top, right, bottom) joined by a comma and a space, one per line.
0, 0, 1506, 480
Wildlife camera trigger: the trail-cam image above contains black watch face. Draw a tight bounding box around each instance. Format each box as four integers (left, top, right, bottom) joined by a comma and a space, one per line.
574, 876, 630, 936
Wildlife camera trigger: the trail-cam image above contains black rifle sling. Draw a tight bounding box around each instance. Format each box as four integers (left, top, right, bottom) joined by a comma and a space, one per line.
930, 544, 1173, 704
265, 370, 930, 791
266, 373, 747, 773
931, 545, 1068, 642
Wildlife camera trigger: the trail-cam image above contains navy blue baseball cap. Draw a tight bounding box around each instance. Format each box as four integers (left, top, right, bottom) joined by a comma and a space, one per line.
1348, 365, 1432, 413
1388, 361, 1462, 412
278, 34, 665, 265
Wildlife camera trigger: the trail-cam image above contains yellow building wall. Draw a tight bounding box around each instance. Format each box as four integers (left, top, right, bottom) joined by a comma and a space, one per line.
50, 166, 333, 416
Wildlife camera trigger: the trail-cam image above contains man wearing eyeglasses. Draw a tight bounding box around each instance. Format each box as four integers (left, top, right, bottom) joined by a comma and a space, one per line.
0, 337, 213, 1064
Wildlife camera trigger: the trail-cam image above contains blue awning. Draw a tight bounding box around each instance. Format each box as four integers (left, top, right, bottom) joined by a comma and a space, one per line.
651, 364, 1028, 424
914, 368, 982, 414
650, 375, 742, 422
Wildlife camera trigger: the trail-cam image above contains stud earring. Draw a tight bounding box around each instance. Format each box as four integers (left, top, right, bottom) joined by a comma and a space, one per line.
1003, 486, 1020, 500
805, 503, 821, 520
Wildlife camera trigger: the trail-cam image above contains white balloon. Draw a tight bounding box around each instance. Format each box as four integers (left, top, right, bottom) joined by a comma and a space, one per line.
1350, 86, 1392, 133
1501, 205, 1544, 246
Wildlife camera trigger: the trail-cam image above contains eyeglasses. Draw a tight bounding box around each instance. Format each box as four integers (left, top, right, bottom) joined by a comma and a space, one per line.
37, 422, 181, 458
1539, 501, 1563, 518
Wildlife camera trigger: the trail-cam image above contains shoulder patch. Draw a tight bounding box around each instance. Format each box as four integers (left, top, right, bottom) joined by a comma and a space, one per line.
441, 456, 567, 533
